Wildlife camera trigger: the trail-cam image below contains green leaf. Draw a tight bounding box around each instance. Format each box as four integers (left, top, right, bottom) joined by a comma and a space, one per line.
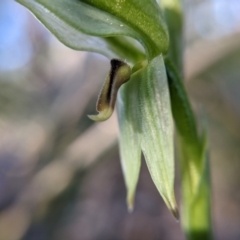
16, 0, 168, 61
118, 55, 178, 218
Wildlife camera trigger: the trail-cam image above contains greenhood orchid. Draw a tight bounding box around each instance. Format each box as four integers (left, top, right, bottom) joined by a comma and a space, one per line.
17, 1, 212, 235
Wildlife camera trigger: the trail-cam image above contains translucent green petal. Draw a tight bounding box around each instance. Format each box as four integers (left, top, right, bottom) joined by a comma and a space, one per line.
138, 55, 178, 217
117, 77, 142, 211
118, 55, 178, 217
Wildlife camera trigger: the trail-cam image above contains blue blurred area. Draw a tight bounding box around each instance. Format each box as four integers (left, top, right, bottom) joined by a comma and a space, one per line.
0, 0, 32, 71
213, 0, 240, 30
191, 0, 240, 39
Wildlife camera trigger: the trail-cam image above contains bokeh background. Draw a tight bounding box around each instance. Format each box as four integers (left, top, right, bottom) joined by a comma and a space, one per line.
0, 0, 240, 239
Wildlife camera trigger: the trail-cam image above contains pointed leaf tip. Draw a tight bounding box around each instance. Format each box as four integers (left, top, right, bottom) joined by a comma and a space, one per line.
163, 193, 179, 220
171, 206, 179, 221
127, 193, 135, 213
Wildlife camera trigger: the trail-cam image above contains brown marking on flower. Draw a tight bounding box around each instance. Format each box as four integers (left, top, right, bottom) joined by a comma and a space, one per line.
88, 59, 131, 121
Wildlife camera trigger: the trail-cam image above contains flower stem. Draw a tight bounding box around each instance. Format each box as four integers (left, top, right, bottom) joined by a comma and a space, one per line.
160, 0, 213, 238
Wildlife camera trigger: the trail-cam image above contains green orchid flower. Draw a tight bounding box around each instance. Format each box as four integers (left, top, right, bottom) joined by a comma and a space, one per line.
17, 0, 178, 218
17, 0, 212, 238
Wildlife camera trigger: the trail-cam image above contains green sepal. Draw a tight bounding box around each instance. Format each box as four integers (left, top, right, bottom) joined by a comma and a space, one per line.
117, 55, 178, 218
80, 0, 169, 59
117, 76, 142, 211
16, 0, 168, 62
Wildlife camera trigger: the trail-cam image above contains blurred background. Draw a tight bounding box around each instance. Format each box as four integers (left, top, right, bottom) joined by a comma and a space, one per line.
0, 0, 240, 239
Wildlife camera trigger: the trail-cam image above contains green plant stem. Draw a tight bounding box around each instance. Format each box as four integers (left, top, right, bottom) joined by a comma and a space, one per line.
159, 0, 183, 73
165, 59, 213, 240
160, 0, 213, 238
